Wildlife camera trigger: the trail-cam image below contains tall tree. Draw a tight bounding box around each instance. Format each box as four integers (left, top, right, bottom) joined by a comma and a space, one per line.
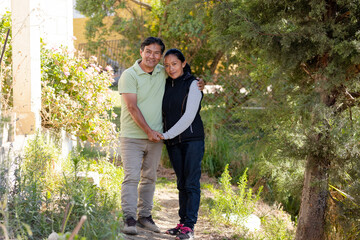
212, 0, 360, 239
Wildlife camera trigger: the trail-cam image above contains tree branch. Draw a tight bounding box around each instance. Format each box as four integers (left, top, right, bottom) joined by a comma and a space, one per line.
128, 0, 152, 11
210, 51, 224, 75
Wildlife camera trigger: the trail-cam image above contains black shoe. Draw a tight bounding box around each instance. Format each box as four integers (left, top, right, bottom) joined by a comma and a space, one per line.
137, 215, 161, 233
123, 216, 138, 235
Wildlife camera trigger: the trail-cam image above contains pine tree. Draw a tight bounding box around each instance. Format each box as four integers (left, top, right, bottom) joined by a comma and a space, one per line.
212, 0, 360, 239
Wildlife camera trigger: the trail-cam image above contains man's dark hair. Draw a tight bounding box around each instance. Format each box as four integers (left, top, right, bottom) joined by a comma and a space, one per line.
140, 37, 166, 54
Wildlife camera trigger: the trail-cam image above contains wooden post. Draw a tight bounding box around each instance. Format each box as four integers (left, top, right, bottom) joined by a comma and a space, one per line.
11, 0, 41, 135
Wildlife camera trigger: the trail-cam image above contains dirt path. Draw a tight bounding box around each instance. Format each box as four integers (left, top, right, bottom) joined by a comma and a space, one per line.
123, 166, 231, 240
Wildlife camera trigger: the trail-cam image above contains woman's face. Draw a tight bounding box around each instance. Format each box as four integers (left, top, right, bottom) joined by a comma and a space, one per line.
164, 54, 186, 79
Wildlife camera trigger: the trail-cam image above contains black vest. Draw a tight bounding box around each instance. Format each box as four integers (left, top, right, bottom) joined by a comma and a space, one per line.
162, 72, 205, 146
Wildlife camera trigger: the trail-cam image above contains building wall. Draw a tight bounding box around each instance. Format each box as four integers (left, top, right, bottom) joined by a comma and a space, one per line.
39, 0, 74, 48
1, 0, 73, 48
73, 16, 122, 47
72, 0, 149, 47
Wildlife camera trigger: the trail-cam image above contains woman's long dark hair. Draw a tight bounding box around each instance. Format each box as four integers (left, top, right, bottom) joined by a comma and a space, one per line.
164, 48, 192, 74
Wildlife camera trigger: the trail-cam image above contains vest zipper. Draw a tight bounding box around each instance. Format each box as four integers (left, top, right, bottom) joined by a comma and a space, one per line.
190, 124, 193, 133
181, 93, 188, 114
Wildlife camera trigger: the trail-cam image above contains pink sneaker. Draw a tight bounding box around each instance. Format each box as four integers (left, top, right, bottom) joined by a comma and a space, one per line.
175, 226, 194, 240
165, 223, 184, 235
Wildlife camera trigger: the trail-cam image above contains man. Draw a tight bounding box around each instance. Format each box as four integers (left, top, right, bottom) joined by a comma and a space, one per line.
119, 37, 166, 235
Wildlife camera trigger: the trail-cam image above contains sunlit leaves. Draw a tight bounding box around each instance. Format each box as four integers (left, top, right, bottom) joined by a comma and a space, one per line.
41, 43, 117, 146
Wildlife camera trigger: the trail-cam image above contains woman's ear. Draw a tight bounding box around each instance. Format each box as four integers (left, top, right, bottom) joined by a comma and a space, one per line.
182, 60, 187, 68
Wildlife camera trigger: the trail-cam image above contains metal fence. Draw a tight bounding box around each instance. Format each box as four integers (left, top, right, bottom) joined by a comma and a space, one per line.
77, 40, 124, 74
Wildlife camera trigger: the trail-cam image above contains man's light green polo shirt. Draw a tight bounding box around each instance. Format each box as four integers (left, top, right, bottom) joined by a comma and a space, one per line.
118, 60, 167, 139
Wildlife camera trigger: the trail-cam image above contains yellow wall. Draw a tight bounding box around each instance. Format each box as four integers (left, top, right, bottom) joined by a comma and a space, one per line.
73, 1, 149, 47
73, 16, 123, 47
73, 18, 88, 46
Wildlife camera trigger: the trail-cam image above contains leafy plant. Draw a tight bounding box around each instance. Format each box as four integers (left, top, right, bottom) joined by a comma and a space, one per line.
259, 214, 295, 240
41, 43, 118, 146
209, 164, 262, 226
0, 11, 13, 111
8, 133, 61, 239
3, 133, 124, 239
1, 12, 118, 147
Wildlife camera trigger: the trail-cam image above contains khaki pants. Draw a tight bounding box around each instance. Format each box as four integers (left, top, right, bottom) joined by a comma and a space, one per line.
120, 137, 163, 219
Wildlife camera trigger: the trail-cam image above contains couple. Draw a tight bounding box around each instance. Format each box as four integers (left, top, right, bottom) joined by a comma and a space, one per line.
118, 37, 205, 240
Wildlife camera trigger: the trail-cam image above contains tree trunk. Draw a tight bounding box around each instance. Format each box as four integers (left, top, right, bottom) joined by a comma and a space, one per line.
295, 152, 330, 240
128, 0, 152, 11
210, 51, 224, 75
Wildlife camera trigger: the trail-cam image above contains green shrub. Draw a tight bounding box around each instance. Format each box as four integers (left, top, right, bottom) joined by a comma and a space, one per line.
209, 164, 262, 226
200, 105, 244, 178
57, 147, 123, 239
259, 214, 295, 240
1, 11, 118, 146
3, 134, 124, 239
8, 134, 61, 239
41, 43, 117, 146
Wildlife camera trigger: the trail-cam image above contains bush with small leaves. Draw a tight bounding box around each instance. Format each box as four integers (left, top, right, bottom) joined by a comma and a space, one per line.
40, 42, 117, 146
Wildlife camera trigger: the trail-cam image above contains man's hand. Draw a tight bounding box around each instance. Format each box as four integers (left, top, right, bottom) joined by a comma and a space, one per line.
147, 130, 163, 142
196, 77, 205, 91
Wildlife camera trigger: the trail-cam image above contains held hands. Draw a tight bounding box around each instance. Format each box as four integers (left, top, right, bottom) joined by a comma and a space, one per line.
196, 77, 205, 91
147, 130, 164, 142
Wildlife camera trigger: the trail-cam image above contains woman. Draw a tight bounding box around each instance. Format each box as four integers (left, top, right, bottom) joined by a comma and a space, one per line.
161, 49, 205, 240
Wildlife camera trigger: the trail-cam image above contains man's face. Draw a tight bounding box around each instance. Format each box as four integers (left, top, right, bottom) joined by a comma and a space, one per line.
140, 43, 163, 71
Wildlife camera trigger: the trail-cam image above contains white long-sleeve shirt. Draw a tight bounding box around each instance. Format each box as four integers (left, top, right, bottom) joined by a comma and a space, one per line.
162, 80, 202, 140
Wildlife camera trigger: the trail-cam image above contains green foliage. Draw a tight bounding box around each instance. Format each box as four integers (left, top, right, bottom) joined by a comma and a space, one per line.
40, 43, 117, 145
158, 0, 222, 75
259, 214, 295, 240
203, 165, 296, 239
75, 0, 151, 68
3, 133, 124, 239
75, 0, 225, 74
208, 165, 262, 226
1, 13, 118, 147
0, 11, 12, 110
7, 134, 60, 238
200, 104, 244, 177
0, 11, 11, 68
